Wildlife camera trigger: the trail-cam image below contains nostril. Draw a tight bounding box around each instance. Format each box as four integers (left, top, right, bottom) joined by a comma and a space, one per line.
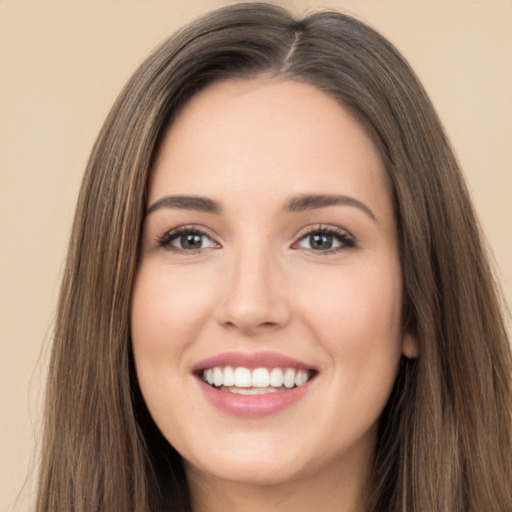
222, 319, 281, 336
259, 321, 279, 328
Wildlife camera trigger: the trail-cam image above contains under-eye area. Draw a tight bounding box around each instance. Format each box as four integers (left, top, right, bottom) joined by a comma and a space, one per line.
198, 366, 318, 394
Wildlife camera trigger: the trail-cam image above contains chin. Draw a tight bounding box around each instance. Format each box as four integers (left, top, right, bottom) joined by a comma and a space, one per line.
185, 452, 311, 487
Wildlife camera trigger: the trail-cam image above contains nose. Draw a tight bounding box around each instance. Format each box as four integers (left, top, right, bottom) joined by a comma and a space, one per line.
215, 244, 292, 336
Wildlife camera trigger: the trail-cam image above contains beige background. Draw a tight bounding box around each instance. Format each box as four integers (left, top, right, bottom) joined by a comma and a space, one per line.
1, 1, 510, 510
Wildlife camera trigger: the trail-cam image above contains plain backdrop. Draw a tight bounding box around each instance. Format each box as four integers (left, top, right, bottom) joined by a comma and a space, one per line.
1, 1, 511, 510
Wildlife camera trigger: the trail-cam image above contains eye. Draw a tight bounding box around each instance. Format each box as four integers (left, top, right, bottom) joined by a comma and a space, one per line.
293, 226, 355, 253
158, 227, 218, 252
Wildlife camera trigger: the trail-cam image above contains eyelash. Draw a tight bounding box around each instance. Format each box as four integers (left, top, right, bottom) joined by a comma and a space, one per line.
294, 225, 356, 253
157, 225, 217, 253
157, 224, 356, 254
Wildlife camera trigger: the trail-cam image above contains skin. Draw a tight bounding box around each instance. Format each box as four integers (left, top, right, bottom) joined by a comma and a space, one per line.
131, 79, 418, 512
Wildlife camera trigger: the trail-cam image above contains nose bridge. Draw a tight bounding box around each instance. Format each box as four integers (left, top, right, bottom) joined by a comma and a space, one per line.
216, 235, 290, 333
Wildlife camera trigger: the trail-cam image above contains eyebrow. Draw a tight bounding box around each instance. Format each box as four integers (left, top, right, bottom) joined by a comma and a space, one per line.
146, 193, 377, 222
285, 194, 377, 222
146, 195, 222, 215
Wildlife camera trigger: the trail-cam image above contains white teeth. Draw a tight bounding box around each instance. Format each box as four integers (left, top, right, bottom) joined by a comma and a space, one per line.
223, 366, 235, 387
238, 387, 271, 395
234, 367, 252, 387
201, 366, 312, 390
227, 387, 278, 395
213, 367, 223, 387
270, 368, 284, 387
295, 369, 309, 386
252, 368, 270, 388
283, 368, 296, 388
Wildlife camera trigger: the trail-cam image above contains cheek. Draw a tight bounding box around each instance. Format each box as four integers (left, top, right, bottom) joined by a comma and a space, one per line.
130, 263, 217, 429
130, 263, 218, 440
296, 260, 403, 386
300, 265, 403, 440
131, 263, 215, 360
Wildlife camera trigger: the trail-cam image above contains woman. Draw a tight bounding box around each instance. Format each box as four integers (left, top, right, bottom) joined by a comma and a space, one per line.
36, 3, 511, 511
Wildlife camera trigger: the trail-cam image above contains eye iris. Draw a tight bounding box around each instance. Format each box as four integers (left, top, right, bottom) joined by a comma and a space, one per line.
310, 233, 333, 250
181, 233, 203, 249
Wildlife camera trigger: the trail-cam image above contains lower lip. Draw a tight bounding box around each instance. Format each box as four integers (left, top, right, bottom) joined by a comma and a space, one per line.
197, 378, 314, 417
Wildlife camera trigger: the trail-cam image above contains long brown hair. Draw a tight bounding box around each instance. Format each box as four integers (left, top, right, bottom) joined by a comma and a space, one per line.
36, 3, 511, 511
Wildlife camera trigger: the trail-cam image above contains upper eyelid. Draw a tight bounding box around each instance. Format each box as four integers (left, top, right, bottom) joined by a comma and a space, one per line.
294, 224, 355, 240
156, 224, 221, 247
159, 224, 218, 238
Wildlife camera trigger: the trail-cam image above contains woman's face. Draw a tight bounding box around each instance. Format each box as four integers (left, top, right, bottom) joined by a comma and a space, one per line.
131, 79, 416, 489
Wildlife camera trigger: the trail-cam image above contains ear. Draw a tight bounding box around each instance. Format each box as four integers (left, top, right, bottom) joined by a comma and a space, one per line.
402, 331, 420, 359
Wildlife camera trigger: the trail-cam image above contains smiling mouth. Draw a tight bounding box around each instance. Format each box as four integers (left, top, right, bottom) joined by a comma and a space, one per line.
199, 366, 316, 394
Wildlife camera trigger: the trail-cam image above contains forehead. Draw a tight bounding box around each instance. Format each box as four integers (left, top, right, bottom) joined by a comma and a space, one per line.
150, 79, 390, 217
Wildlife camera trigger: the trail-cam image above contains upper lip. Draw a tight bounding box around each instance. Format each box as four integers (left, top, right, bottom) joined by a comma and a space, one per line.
192, 351, 316, 373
